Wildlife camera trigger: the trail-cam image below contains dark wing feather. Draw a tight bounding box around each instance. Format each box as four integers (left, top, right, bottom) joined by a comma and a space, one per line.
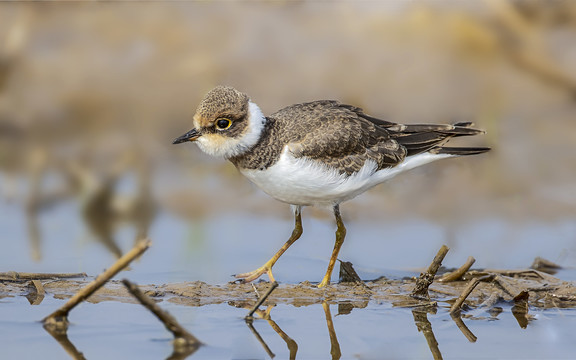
359, 112, 489, 157
271, 101, 406, 175
270, 101, 488, 175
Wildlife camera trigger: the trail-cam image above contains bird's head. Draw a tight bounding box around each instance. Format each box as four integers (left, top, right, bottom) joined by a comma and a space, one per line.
173, 86, 265, 158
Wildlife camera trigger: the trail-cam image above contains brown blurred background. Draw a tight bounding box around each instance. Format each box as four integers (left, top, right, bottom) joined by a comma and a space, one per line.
1, 1, 575, 261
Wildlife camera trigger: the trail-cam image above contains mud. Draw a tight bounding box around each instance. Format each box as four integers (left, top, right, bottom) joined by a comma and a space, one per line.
2, 268, 575, 311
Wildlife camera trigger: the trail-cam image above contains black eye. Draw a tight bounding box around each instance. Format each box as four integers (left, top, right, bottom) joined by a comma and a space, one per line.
215, 118, 232, 130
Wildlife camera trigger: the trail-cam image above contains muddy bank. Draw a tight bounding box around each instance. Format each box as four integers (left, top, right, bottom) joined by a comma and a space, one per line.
2, 269, 575, 310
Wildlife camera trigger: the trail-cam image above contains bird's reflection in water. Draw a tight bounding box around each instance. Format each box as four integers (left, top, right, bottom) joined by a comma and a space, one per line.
39, 290, 543, 360
242, 300, 345, 360
244, 305, 298, 360
322, 301, 342, 360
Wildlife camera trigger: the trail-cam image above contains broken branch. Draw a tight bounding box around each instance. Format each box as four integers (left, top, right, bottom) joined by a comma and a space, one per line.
0, 271, 87, 281
246, 281, 279, 320
43, 239, 151, 327
450, 277, 481, 314
438, 256, 476, 282
411, 245, 450, 300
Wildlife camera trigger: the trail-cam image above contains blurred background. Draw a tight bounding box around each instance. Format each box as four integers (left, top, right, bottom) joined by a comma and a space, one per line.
1, 1, 575, 284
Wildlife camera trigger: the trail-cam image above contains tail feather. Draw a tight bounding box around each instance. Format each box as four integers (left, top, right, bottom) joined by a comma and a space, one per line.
388, 123, 485, 136
387, 122, 489, 157
430, 146, 491, 156
359, 111, 490, 158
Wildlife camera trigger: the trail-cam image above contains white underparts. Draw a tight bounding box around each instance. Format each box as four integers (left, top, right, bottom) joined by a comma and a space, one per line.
240, 148, 453, 207
196, 101, 266, 158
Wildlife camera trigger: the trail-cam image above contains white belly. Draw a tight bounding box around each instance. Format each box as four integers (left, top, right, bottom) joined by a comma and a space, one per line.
239, 148, 450, 207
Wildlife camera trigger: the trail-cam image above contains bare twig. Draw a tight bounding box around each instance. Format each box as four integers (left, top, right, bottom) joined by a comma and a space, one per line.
0, 272, 87, 281
43, 239, 151, 327
438, 256, 475, 283
450, 277, 481, 314
474, 292, 502, 314
31, 279, 45, 296
411, 245, 450, 300
122, 279, 202, 349
493, 275, 522, 298
251, 283, 260, 298
547, 293, 576, 302
245, 281, 279, 320
26, 280, 46, 305
530, 257, 562, 274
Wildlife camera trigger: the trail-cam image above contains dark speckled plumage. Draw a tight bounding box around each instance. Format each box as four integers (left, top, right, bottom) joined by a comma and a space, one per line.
174, 86, 490, 286
230, 99, 488, 175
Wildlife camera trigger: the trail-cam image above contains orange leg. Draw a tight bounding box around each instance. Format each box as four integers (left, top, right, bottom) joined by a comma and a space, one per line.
318, 205, 346, 288
235, 207, 303, 283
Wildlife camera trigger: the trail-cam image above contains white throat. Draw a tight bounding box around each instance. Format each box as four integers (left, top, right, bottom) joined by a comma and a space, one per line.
241, 101, 266, 153
196, 101, 266, 159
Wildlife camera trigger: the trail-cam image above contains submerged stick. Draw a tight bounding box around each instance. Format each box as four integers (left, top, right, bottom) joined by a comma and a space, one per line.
0, 271, 87, 281
245, 281, 279, 320
450, 277, 481, 314
438, 256, 476, 283
122, 279, 202, 348
43, 239, 151, 326
411, 245, 450, 300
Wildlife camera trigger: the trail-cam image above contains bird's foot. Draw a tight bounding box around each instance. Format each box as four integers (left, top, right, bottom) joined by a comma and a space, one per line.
317, 277, 331, 288
235, 263, 275, 283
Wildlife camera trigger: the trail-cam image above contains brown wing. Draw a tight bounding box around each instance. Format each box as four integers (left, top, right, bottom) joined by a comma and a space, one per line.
271, 101, 407, 175
271, 101, 489, 175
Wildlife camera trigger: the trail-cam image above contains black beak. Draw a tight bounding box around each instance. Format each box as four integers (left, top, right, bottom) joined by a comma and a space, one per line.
173, 128, 201, 144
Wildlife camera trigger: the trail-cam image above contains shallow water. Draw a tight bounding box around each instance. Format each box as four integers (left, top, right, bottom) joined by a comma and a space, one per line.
1, 195, 576, 359
2, 292, 576, 359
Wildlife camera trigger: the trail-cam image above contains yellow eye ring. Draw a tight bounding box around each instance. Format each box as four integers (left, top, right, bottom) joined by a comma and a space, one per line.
215, 118, 232, 130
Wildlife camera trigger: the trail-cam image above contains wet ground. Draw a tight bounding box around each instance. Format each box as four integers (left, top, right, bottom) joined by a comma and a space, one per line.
2, 2, 576, 358
2, 270, 576, 359
1, 196, 575, 359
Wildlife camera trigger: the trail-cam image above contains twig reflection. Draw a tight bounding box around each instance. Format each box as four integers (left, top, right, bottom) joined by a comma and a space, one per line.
43, 324, 87, 360
412, 308, 443, 360
450, 313, 477, 342
245, 315, 276, 359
